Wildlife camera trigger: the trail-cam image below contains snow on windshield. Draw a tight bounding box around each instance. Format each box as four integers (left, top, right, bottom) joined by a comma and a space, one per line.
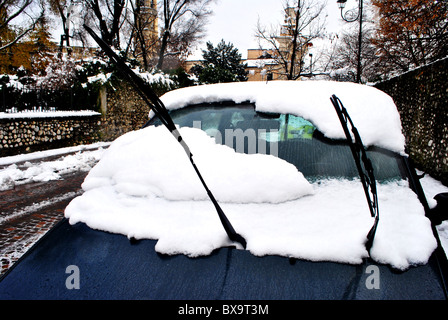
65, 124, 437, 270
158, 81, 406, 154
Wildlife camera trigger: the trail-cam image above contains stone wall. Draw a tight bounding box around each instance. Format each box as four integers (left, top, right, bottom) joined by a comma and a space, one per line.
99, 82, 151, 141
375, 57, 448, 185
0, 82, 151, 157
0, 115, 102, 157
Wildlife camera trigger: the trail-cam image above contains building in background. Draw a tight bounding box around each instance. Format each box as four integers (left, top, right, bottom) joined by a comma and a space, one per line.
135, 0, 159, 65
186, 5, 311, 82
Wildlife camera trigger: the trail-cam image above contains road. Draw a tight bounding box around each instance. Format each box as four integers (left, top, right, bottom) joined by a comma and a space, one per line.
0, 169, 89, 277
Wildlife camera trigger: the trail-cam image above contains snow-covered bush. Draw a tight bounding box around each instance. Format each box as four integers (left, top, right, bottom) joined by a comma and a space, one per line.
76, 51, 176, 97
0, 50, 178, 113
35, 54, 80, 90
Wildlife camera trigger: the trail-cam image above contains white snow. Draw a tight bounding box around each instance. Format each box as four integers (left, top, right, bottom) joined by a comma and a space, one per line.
65, 124, 438, 270
0, 110, 101, 119
79, 126, 313, 204
0, 92, 443, 271
134, 69, 174, 87
245, 59, 277, 68
0, 142, 110, 166
0, 191, 81, 224
0, 142, 110, 191
157, 81, 406, 154
419, 173, 448, 254
87, 72, 112, 85
83, 69, 174, 88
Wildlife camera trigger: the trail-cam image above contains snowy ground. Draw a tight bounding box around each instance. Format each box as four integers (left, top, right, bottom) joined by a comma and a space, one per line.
0, 142, 110, 191
0, 143, 110, 275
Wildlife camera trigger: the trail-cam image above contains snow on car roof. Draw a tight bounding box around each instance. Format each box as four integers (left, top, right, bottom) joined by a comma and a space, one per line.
159, 80, 406, 154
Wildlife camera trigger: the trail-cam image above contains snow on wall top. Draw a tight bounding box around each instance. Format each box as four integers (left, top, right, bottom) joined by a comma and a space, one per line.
0, 110, 101, 119
159, 81, 406, 154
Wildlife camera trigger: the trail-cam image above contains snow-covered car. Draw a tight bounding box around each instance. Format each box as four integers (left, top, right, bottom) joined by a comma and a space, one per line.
1, 81, 447, 301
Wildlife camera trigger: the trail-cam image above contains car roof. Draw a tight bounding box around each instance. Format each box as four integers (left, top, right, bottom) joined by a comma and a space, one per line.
157, 81, 406, 154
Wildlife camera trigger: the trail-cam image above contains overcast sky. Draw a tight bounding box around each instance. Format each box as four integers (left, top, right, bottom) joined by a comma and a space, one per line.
54, 0, 351, 62
189, 0, 346, 60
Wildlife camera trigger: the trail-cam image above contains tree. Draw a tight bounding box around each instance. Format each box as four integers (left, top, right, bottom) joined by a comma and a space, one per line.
372, 0, 448, 76
322, 3, 379, 83
82, 0, 127, 49
157, 0, 214, 70
0, 0, 41, 51
0, 1, 54, 75
326, 27, 379, 83
191, 40, 247, 84
127, 0, 159, 71
29, 12, 57, 75
256, 0, 326, 80
48, 0, 80, 48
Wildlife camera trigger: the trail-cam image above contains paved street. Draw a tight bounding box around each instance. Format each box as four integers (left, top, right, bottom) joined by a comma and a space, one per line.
0, 170, 88, 277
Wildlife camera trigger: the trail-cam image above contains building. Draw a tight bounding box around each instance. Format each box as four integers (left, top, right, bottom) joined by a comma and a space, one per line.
245, 49, 280, 81
248, 6, 311, 81
185, 5, 311, 82
133, 0, 159, 67
141, 0, 159, 49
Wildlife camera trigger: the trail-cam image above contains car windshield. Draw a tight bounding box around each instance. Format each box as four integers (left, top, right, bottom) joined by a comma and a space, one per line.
148, 102, 406, 182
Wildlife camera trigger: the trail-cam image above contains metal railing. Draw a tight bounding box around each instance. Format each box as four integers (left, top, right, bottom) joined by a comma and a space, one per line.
0, 84, 98, 113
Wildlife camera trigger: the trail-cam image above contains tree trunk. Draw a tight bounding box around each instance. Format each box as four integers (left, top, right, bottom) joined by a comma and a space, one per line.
288, 2, 302, 80
157, 31, 170, 70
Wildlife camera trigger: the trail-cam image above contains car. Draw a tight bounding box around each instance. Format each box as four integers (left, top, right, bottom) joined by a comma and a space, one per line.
1, 79, 447, 301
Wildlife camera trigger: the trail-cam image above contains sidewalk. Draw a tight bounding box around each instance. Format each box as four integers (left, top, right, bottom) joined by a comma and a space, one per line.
0, 171, 88, 277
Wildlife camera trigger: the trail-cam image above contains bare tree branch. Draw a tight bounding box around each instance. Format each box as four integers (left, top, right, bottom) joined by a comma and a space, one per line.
0, 22, 34, 50
0, 0, 40, 51
255, 0, 326, 80
156, 0, 214, 70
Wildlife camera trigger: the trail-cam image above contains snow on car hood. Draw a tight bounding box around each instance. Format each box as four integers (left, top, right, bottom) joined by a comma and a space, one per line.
158, 81, 406, 154
65, 125, 437, 271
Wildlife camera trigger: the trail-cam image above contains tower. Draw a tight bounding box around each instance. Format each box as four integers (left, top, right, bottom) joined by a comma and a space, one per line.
135, 0, 159, 67
278, 7, 298, 54
275, 6, 310, 79
142, 0, 158, 44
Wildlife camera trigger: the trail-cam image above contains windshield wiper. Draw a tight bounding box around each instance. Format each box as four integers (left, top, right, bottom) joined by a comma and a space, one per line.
84, 25, 247, 249
330, 95, 379, 253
